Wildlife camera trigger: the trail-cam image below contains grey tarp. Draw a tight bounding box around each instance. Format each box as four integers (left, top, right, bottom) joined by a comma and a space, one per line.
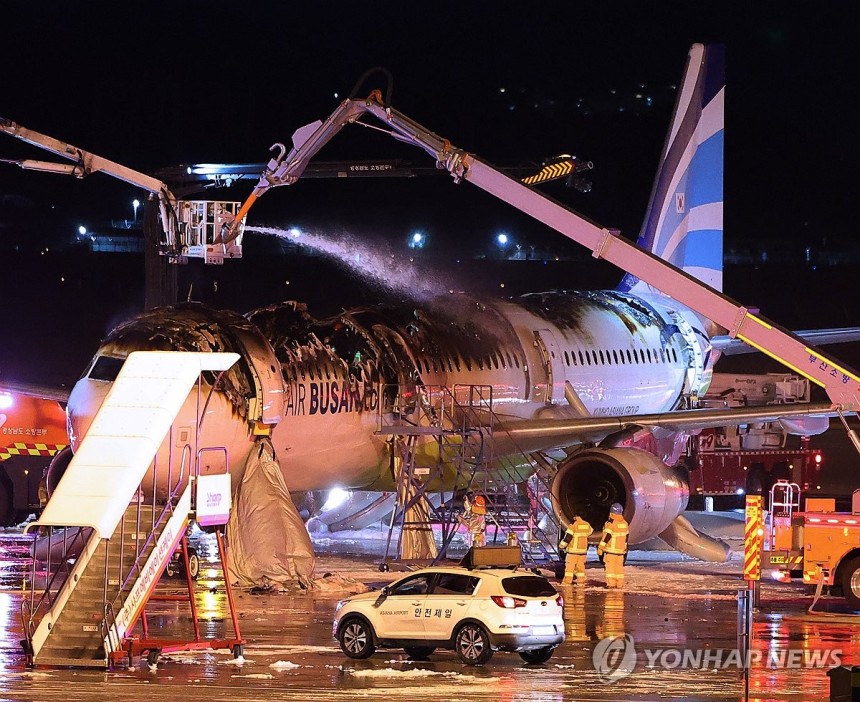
226, 438, 315, 588
393, 454, 438, 560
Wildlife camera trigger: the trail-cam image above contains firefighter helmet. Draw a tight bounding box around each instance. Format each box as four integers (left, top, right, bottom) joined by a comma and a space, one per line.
610, 502, 624, 515
472, 495, 487, 515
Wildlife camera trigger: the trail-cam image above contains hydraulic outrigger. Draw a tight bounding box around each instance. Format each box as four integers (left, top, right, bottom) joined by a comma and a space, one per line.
219, 89, 860, 446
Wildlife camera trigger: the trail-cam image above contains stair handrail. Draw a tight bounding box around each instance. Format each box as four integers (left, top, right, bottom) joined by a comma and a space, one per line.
24, 524, 95, 639
116, 443, 192, 595
101, 601, 121, 657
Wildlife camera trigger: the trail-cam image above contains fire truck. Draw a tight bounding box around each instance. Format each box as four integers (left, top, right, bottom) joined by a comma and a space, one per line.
686, 373, 825, 501
0, 389, 68, 526
765, 481, 860, 608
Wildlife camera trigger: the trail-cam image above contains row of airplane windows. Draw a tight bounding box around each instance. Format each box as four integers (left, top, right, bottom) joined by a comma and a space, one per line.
561, 346, 680, 367
281, 342, 680, 383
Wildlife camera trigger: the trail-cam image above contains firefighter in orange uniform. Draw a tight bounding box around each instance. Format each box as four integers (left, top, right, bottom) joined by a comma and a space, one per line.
559, 515, 593, 585
460, 493, 488, 548
597, 503, 629, 589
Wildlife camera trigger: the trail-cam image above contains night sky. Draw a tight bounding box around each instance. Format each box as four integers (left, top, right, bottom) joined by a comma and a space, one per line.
1, 2, 858, 388
1, 3, 855, 249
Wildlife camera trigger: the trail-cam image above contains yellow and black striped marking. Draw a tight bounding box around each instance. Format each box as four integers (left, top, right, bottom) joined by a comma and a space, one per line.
521, 159, 575, 185
0, 443, 66, 461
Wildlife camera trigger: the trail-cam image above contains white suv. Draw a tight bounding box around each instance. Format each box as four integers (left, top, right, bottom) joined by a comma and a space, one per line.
333, 565, 564, 665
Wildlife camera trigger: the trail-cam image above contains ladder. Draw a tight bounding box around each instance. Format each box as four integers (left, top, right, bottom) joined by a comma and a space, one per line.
20, 351, 240, 668
377, 384, 562, 568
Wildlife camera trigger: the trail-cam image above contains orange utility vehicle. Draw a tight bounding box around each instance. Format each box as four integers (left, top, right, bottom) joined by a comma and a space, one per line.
0, 390, 67, 526
766, 480, 860, 608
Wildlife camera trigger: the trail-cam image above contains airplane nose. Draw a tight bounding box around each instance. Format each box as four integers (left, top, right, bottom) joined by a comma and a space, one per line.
66, 377, 111, 451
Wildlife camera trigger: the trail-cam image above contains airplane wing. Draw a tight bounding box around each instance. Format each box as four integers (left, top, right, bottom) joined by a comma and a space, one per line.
492, 402, 837, 456
712, 327, 860, 356
0, 381, 71, 404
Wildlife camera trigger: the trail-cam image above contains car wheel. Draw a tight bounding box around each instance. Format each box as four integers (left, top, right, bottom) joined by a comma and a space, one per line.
841, 556, 860, 609
519, 646, 554, 664
338, 618, 376, 659
404, 646, 435, 660
187, 550, 200, 580
455, 623, 493, 665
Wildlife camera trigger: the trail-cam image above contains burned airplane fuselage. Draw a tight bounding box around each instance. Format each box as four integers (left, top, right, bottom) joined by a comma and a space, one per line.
65, 289, 712, 542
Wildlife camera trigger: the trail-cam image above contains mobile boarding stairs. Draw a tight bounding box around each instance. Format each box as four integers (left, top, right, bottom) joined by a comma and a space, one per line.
20, 351, 244, 668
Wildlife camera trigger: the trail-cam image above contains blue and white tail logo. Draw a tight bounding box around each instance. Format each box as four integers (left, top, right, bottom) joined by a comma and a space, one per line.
620, 43, 724, 293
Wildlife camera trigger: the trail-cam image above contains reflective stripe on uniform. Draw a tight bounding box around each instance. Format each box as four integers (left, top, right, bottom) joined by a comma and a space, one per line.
601, 515, 629, 555
563, 519, 593, 554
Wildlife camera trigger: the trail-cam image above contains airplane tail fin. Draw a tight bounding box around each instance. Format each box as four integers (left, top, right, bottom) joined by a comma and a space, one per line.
619, 43, 725, 294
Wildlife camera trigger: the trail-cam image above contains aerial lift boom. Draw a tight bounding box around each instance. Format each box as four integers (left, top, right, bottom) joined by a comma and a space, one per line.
221, 90, 860, 433
0, 117, 245, 264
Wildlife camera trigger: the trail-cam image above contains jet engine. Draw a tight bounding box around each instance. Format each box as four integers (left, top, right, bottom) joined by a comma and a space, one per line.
550, 447, 689, 544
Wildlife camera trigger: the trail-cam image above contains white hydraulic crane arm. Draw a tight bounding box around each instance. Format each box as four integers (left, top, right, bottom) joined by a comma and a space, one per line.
0, 116, 180, 254
226, 92, 860, 411
0, 117, 169, 194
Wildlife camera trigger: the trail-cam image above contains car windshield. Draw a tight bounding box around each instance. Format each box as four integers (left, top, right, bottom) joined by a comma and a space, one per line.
502, 576, 557, 597
389, 574, 433, 595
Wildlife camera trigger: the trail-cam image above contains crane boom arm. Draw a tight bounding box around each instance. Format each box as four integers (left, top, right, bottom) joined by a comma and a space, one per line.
0, 117, 168, 194
1, 116, 248, 264
226, 91, 860, 411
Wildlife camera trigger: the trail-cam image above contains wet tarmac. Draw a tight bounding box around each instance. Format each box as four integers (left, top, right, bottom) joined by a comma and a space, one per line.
1, 527, 858, 702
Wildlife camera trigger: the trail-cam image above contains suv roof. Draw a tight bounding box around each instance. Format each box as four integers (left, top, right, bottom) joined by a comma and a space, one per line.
405, 566, 542, 580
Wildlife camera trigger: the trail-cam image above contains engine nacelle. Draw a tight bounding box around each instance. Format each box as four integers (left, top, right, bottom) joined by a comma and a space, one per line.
550, 447, 689, 544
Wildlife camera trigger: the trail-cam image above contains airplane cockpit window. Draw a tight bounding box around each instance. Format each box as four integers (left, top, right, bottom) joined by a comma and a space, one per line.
88, 355, 126, 382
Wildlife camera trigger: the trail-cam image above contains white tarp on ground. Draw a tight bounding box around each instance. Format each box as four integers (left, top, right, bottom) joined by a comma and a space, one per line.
226, 438, 315, 589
